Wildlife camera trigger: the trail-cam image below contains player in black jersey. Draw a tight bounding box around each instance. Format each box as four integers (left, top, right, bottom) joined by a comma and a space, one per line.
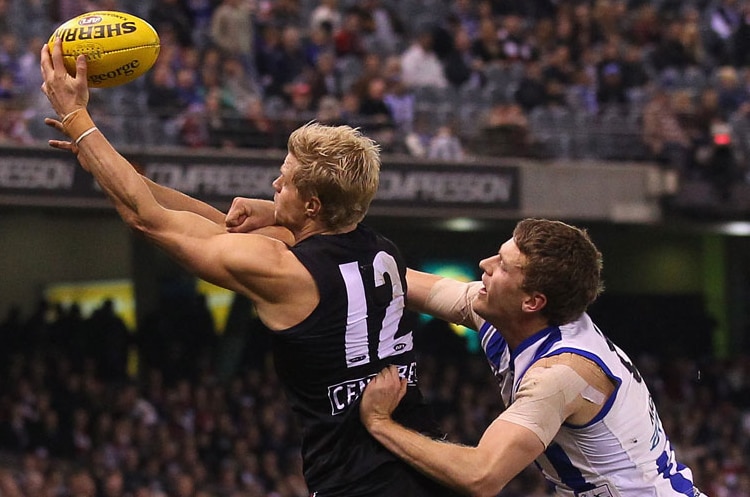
41, 39, 458, 496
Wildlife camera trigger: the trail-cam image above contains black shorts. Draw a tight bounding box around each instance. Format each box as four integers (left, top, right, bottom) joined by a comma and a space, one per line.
309, 461, 463, 497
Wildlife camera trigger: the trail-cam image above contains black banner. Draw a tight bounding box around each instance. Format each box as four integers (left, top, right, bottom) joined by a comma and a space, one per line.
0, 147, 519, 215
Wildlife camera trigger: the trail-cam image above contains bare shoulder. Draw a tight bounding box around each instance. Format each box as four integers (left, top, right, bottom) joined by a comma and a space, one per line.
218, 233, 319, 329
220, 233, 312, 288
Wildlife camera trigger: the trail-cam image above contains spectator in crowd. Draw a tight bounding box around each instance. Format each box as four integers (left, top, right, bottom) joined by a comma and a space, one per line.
731, 0, 750, 66
383, 75, 416, 135
214, 54, 260, 121
566, 67, 598, 115
401, 26, 449, 90
146, 62, 182, 119
349, 51, 384, 101
704, 0, 743, 66
279, 82, 316, 136
474, 99, 530, 156
333, 6, 368, 59
309, 0, 342, 33
266, 26, 313, 103
264, 0, 302, 28
514, 60, 547, 111
427, 125, 465, 161
359, 0, 404, 56
596, 61, 628, 109
541, 44, 574, 96
0, 99, 33, 144
449, 0, 481, 40
174, 67, 204, 110
307, 50, 344, 106
649, 19, 698, 74
305, 20, 336, 67
715, 65, 750, 119
358, 76, 397, 151
442, 26, 484, 90
620, 43, 651, 97
148, 0, 195, 48
315, 95, 345, 126
209, 0, 254, 69
497, 13, 537, 63
471, 17, 504, 66
642, 85, 694, 175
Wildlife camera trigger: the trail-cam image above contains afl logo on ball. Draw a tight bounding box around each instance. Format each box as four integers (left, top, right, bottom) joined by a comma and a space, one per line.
78, 16, 103, 25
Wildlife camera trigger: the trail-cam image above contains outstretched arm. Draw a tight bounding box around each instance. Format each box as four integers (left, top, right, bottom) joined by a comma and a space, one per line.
360, 365, 544, 497
40, 39, 295, 296
406, 269, 484, 330
42, 69, 292, 247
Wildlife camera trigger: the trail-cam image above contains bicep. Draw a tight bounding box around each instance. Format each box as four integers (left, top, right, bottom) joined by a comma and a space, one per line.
473, 417, 546, 490
143, 209, 291, 298
405, 269, 441, 311
143, 176, 226, 224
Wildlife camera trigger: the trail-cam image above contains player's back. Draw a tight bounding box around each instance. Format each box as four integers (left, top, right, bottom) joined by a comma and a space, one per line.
273, 224, 454, 496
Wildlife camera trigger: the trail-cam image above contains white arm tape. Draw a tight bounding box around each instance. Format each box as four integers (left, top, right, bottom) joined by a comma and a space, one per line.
423, 278, 484, 330
498, 364, 593, 447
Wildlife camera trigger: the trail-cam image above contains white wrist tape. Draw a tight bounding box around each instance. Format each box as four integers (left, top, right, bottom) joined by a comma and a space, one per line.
75, 126, 98, 145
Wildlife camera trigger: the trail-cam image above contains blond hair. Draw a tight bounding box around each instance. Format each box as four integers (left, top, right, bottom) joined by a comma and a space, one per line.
288, 122, 381, 228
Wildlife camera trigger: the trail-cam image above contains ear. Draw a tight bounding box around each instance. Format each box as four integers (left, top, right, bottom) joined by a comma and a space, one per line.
522, 292, 546, 313
305, 196, 322, 218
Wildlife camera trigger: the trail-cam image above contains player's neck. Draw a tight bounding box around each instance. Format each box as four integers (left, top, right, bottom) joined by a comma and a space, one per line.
501, 316, 551, 351
295, 222, 357, 242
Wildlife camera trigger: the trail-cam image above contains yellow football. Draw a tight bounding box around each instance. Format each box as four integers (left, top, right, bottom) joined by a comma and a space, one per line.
48, 10, 160, 88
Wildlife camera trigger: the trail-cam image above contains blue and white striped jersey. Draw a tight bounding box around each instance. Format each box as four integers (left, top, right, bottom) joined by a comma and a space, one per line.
479, 312, 706, 497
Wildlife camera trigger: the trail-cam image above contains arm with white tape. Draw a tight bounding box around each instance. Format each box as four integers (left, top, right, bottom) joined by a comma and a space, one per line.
406, 269, 485, 330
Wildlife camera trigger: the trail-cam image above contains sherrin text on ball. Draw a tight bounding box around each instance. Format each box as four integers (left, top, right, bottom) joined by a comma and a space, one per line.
48, 10, 160, 88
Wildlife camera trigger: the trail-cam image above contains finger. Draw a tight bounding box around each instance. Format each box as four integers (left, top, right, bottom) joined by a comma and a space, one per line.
397, 376, 408, 399
225, 211, 246, 227
50, 37, 64, 75
387, 364, 401, 379
40, 41, 53, 79
75, 53, 88, 81
44, 117, 64, 131
48, 139, 77, 153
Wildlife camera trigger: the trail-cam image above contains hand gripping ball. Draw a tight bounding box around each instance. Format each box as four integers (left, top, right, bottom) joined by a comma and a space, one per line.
48, 10, 160, 88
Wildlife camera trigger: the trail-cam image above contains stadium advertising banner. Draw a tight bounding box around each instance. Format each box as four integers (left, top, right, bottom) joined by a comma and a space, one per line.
0, 147, 520, 215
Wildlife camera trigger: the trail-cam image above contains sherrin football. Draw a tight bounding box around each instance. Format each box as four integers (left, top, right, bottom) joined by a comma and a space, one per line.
48, 11, 160, 88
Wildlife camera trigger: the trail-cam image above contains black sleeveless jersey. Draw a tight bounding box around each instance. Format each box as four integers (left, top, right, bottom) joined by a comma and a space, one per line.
272, 224, 447, 496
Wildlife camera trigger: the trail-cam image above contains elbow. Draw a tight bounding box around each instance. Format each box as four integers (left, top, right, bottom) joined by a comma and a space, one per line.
470, 484, 506, 497
120, 209, 154, 238
467, 482, 506, 497
464, 469, 507, 497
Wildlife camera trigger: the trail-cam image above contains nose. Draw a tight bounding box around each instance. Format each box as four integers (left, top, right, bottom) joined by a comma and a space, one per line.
272, 175, 281, 191
478, 257, 491, 273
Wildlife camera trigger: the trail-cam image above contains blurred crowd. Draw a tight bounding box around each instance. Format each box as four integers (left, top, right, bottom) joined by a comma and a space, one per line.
0, 0, 750, 190
0, 293, 749, 496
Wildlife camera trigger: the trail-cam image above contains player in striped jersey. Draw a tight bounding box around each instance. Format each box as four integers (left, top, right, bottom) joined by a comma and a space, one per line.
40, 40, 459, 496
360, 218, 707, 497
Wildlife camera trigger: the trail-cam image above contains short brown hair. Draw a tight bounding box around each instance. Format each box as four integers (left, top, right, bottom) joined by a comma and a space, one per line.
513, 218, 604, 326
287, 122, 381, 228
